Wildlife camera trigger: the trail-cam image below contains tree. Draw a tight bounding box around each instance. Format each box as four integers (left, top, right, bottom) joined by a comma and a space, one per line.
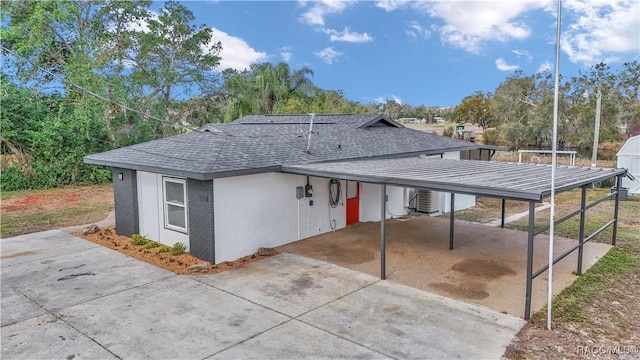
126, 1, 221, 133
381, 99, 402, 120
223, 62, 314, 121
453, 91, 494, 131
490, 71, 539, 148
0, 0, 223, 188
615, 60, 640, 136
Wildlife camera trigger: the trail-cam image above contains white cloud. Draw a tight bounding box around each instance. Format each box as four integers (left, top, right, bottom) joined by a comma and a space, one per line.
537, 60, 552, 73
299, 0, 355, 26
561, 0, 639, 66
374, 94, 403, 104
426, 1, 550, 53
375, 0, 410, 12
496, 58, 519, 71
512, 49, 533, 61
314, 47, 343, 64
405, 21, 431, 40
323, 27, 373, 42
211, 28, 268, 71
280, 47, 293, 62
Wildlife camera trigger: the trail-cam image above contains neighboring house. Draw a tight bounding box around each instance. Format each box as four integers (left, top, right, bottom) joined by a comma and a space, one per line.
616, 135, 640, 195
85, 114, 477, 263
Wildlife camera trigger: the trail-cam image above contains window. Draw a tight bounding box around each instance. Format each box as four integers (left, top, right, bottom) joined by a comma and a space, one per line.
163, 177, 187, 233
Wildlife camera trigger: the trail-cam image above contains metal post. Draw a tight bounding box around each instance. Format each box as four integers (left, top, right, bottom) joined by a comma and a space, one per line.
524, 201, 536, 320
449, 193, 455, 250
612, 175, 621, 246
591, 87, 602, 168
501, 199, 506, 228
577, 186, 587, 275
380, 184, 386, 280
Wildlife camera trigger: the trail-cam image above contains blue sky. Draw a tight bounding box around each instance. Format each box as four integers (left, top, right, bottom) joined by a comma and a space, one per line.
171, 1, 638, 107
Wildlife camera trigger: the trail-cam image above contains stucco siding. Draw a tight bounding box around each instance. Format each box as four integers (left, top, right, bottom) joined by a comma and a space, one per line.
360, 183, 407, 222
213, 173, 346, 263
136, 171, 189, 249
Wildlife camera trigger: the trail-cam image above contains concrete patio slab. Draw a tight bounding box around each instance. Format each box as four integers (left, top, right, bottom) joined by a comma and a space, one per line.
278, 216, 612, 318
1, 313, 118, 360
194, 253, 379, 317
1, 242, 175, 312
300, 280, 524, 359
0, 230, 98, 266
0, 283, 47, 326
209, 319, 391, 360
57, 276, 289, 359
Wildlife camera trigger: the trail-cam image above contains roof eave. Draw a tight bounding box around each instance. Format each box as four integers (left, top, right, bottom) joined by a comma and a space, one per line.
84, 155, 282, 180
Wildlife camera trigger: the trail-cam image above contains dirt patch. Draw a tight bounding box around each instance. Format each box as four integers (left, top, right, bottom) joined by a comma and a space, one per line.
430, 282, 490, 300
1, 184, 114, 237
451, 259, 517, 279
75, 226, 277, 275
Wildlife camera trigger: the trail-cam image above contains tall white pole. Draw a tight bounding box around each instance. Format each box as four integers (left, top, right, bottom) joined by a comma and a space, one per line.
547, 0, 563, 331
591, 87, 602, 167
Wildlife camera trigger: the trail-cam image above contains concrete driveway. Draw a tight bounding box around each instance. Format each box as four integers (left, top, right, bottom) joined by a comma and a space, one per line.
1, 231, 524, 359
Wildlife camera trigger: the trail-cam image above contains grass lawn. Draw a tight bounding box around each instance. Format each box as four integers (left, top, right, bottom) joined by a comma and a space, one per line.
1, 184, 114, 238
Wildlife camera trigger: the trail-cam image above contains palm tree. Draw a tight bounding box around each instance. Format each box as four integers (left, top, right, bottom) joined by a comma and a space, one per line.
223, 62, 314, 121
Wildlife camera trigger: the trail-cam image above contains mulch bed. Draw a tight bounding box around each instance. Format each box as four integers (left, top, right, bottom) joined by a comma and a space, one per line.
75, 226, 277, 275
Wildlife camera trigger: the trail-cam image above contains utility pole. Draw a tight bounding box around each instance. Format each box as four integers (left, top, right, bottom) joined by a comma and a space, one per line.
591, 86, 602, 167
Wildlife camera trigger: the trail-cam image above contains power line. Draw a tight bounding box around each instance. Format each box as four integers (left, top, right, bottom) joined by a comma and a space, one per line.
1, 45, 195, 132
2, 46, 323, 140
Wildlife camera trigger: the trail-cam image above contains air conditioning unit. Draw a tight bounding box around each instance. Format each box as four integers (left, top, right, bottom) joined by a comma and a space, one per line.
416, 189, 440, 214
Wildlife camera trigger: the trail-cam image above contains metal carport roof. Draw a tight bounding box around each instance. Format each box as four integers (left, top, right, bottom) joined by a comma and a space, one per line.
281, 156, 628, 319
282, 157, 627, 202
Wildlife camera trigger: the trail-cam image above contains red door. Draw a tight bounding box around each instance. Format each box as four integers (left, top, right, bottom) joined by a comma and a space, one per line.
346, 181, 359, 225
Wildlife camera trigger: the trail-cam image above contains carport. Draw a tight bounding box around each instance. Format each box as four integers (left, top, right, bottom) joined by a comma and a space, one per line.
282, 157, 627, 319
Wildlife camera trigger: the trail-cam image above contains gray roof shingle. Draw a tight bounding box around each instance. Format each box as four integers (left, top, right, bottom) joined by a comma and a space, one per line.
84, 114, 477, 179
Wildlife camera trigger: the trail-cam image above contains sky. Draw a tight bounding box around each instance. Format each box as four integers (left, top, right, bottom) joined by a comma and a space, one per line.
150, 1, 637, 107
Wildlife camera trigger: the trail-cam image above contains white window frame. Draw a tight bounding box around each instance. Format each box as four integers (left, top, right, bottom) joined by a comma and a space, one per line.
163, 177, 188, 234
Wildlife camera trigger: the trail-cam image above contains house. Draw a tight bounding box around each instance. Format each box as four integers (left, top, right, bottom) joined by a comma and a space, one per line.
616, 135, 640, 195
84, 114, 478, 263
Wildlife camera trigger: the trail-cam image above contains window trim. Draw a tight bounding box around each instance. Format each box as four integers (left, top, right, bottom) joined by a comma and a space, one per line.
162, 177, 188, 234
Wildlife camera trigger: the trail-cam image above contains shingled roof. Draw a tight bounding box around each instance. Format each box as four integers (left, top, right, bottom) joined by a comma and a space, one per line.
84, 114, 477, 180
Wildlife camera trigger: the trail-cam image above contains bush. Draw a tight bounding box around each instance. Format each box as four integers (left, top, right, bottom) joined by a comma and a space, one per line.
171, 242, 186, 255
481, 129, 500, 145
144, 241, 159, 249
157, 246, 170, 254
0, 162, 112, 192
131, 234, 149, 245
442, 126, 454, 138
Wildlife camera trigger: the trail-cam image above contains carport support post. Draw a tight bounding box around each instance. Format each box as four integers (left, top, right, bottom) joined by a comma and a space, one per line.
449, 193, 455, 250
380, 184, 387, 280
501, 199, 506, 228
524, 201, 536, 320
612, 174, 622, 246
577, 185, 587, 276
